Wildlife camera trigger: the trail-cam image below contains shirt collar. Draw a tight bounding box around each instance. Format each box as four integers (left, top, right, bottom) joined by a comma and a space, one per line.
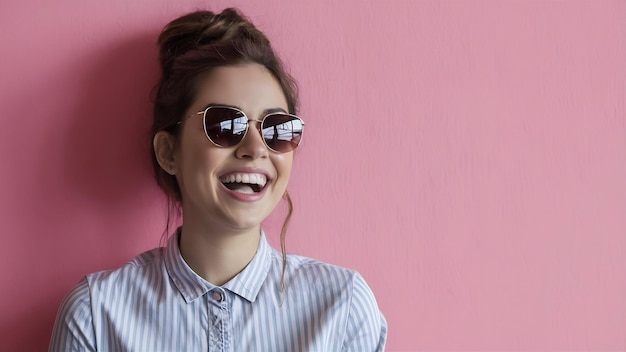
164, 227, 272, 304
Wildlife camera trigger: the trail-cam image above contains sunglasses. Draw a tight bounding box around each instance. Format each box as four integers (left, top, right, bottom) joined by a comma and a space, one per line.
186, 105, 305, 153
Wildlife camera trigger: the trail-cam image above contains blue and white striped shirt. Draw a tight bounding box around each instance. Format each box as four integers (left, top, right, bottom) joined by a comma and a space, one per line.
50, 230, 387, 351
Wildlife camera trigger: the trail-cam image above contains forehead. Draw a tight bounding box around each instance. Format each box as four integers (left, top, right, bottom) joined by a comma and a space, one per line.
191, 64, 288, 116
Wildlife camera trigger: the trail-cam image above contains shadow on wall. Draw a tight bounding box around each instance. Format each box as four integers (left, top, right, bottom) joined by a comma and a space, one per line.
1, 32, 161, 351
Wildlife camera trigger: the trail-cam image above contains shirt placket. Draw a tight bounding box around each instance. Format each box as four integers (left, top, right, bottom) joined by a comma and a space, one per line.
208, 288, 231, 351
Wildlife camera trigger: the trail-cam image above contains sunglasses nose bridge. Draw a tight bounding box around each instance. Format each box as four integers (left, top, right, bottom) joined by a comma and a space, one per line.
245, 118, 265, 136
235, 118, 271, 157
248, 118, 264, 126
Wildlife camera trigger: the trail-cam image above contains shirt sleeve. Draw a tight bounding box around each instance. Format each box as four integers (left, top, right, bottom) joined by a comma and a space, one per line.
49, 277, 97, 352
343, 272, 388, 351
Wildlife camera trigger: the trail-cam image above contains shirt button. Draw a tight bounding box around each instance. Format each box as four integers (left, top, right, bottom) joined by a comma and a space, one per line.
212, 291, 223, 302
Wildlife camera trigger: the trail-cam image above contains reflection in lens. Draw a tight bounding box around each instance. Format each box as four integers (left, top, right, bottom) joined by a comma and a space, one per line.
204, 107, 247, 147
262, 114, 304, 152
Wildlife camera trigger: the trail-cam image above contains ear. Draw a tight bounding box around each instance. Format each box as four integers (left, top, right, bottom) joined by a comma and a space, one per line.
153, 131, 178, 175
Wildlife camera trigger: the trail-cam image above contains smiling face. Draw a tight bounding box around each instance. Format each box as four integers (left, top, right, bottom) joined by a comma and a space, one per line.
165, 64, 293, 233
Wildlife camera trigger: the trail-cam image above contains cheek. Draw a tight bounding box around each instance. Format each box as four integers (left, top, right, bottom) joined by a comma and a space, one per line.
178, 140, 225, 177
274, 154, 293, 174
273, 155, 294, 190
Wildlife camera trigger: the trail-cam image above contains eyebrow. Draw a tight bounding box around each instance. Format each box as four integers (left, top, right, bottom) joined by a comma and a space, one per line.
201, 103, 287, 116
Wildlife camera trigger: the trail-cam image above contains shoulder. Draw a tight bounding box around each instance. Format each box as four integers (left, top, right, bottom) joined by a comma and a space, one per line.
50, 277, 94, 351
276, 252, 388, 350
52, 248, 163, 328
270, 250, 361, 295
84, 247, 164, 291
91, 247, 162, 275
286, 254, 382, 320
343, 270, 388, 351
278, 250, 386, 316
285, 252, 357, 285
50, 248, 164, 350
273, 250, 376, 297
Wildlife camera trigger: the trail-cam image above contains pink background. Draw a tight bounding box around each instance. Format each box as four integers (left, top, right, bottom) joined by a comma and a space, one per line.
1, 0, 625, 351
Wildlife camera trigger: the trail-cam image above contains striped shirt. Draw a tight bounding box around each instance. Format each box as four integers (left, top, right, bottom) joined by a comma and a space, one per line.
49, 230, 387, 351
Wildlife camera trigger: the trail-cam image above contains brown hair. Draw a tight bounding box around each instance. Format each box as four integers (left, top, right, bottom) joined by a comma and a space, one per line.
151, 8, 299, 289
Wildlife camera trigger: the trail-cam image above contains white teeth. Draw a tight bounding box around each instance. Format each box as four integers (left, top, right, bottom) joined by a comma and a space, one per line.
220, 173, 267, 187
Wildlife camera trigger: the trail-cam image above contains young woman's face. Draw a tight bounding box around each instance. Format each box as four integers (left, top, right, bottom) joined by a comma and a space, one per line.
174, 64, 293, 232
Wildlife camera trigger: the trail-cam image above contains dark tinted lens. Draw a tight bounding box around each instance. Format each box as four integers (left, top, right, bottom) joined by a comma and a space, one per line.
203, 107, 248, 147
261, 113, 304, 152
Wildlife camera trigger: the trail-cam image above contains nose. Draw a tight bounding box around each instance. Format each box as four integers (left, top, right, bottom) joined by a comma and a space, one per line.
235, 120, 269, 159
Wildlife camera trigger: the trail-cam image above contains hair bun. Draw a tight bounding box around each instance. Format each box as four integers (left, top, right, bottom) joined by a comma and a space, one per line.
158, 8, 268, 75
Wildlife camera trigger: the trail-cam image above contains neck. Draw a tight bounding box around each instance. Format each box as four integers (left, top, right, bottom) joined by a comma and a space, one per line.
178, 216, 261, 286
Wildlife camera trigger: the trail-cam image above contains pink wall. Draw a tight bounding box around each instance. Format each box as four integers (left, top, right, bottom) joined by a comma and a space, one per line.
1, 0, 624, 350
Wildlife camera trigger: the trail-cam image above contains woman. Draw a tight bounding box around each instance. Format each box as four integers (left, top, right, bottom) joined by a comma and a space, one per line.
50, 8, 387, 351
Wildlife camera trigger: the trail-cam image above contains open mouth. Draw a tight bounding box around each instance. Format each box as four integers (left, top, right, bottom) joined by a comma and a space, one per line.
219, 173, 268, 194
